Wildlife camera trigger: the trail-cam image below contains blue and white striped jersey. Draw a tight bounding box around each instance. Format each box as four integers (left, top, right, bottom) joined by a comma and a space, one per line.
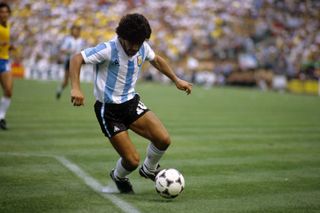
81, 37, 155, 104
61, 35, 86, 59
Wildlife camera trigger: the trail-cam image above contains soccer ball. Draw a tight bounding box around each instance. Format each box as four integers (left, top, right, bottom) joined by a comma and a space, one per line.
155, 168, 185, 199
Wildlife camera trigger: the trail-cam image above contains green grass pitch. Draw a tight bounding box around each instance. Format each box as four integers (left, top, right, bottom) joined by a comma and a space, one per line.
1, 79, 320, 212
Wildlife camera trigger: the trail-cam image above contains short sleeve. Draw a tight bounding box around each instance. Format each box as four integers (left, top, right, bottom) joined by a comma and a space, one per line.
81, 42, 110, 64
144, 42, 156, 61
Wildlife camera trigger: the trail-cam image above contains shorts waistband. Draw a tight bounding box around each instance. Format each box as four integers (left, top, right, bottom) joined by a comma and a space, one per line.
96, 94, 140, 109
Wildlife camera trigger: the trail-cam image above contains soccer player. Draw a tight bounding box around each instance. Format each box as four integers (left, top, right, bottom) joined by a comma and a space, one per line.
0, 2, 13, 130
56, 24, 85, 99
69, 13, 192, 193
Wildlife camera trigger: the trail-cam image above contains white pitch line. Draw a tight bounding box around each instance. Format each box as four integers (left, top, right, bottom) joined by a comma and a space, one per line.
55, 156, 141, 213
0, 152, 141, 213
0, 152, 54, 158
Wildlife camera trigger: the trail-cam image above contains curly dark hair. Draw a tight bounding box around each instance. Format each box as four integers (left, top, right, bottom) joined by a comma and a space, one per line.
0, 2, 11, 13
116, 13, 152, 45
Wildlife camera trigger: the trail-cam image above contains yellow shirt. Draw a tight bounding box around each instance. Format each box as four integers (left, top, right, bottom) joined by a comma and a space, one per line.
0, 23, 10, 59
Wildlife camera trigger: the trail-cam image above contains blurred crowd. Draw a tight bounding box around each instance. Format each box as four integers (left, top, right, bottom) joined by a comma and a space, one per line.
5, 0, 320, 88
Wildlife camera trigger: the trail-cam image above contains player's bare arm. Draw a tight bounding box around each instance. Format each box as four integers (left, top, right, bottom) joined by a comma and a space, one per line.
150, 55, 192, 95
69, 53, 85, 106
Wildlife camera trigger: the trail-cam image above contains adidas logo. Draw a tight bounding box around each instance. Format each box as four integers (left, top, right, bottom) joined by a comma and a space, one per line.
113, 59, 119, 66
114, 126, 120, 132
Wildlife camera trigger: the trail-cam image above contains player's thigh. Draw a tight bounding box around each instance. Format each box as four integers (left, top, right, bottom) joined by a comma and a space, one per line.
129, 111, 170, 146
0, 71, 13, 94
109, 131, 140, 168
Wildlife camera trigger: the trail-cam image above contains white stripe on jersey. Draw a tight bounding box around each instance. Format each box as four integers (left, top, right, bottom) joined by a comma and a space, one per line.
81, 37, 155, 104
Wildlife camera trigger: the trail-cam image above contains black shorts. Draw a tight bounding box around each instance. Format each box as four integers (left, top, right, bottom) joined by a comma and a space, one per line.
94, 94, 149, 138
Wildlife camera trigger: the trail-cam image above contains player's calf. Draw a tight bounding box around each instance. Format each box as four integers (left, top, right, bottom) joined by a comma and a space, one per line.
122, 153, 140, 171
152, 133, 171, 151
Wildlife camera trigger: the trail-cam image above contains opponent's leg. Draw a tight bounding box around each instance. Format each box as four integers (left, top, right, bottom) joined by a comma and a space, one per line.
0, 71, 13, 130
109, 131, 140, 193
130, 111, 171, 180
56, 69, 69, 99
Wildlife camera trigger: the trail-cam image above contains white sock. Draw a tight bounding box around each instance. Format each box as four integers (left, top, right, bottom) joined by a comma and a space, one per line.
114, 158, 131, 179
0, 97, 11, 120
143, 143, 165, 172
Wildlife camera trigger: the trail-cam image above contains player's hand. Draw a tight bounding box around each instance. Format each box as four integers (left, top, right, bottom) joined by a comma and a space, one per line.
175, 78, 193, 95
71, 89, 85, 106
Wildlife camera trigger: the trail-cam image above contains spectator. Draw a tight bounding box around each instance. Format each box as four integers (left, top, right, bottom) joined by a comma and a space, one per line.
5, 0, 320, 88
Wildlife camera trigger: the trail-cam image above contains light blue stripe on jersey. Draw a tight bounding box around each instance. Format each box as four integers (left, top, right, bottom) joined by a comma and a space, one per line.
104, 41, 120, 103
121, 60, 135, 102
84, 43, 106, 58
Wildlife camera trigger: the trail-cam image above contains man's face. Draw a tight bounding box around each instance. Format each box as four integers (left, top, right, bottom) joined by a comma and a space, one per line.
0, 7, 10, 24
120, 38, 142, 57
71, 27, 81, 38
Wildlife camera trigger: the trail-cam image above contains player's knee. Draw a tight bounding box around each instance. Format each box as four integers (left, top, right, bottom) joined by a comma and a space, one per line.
123, 153, 140, 170
163, 134, 171, 148
158, 134, 171, 150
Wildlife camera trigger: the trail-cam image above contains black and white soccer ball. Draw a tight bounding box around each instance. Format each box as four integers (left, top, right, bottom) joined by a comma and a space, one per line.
155, 168, 185, 199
